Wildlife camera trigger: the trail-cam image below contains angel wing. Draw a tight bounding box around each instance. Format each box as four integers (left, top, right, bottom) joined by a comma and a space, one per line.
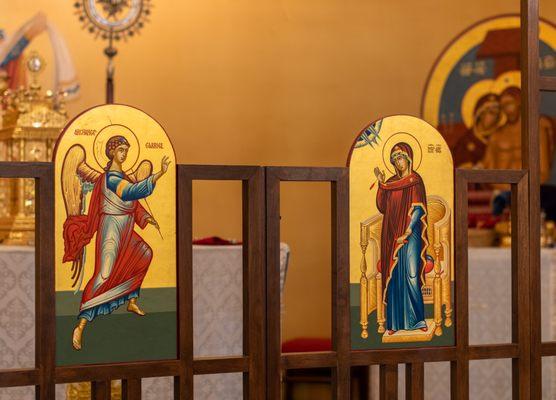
128, 159, 153, 183
61, 144, 101, 215
61, 144, 102, 292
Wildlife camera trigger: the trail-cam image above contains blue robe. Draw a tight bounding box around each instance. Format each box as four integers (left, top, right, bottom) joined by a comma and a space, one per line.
385, 205, 427, 331
377, 170, 428, 332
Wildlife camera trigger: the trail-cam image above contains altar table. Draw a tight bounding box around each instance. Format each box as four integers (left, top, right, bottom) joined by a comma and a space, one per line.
368, 247, 556, 400
0, 244, 290, 400
0, 246, 553, 399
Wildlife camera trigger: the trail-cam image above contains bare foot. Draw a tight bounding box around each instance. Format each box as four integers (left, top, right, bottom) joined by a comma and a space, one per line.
72, 319, 87, 350
387, 330, 396, 335
127, 299, 146, 316
420, 327, 428, 332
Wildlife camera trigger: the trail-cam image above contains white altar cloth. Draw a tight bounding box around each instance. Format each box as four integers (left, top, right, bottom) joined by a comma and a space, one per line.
369, 247, 556, 400
0, 244, 290, 400
0, 246, 552, 399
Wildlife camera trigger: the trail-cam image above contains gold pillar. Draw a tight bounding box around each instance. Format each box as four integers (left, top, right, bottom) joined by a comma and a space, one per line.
443, 251, 453, 327
359, 223, 369, 339
376, 273, 385, 334
433, 242, 443, 336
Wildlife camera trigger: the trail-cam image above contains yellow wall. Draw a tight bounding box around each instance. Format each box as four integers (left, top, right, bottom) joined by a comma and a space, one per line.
2, 0, 556, 341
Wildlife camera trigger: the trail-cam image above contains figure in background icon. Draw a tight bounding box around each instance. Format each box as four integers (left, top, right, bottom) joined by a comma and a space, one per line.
453, 93, 502, 168
482, 86, 553, 189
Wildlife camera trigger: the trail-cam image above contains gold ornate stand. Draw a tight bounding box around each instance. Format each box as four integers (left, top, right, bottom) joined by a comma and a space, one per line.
0, 52, 67, 245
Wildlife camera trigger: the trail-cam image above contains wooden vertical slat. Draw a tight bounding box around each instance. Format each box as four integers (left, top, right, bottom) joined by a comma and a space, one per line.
265, 167, 346, 399
174, 166, 265, 399
511, 175, 531, 399
91, 380, 111, 400
451, 170, 469, 400
243, 168, 266, 400
175, 166, 193, 400
265, 169, 281, 400
405, 363, 424, 400
122, 378, 142, 399
36, 165, 55, 400
521, 0, 542, 398
379, 364, 398, 400
331, 171, 350, 399
243, 180, 249, 399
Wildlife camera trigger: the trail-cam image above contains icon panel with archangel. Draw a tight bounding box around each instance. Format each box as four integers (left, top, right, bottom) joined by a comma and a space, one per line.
53, 104, 176, 365
348, 115, 454, 350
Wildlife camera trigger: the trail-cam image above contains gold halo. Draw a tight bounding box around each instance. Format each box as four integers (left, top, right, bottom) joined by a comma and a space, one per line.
381, 132, 423, 174
460, 79, 496, 128
92, 124, 140, 172
493, 70, 521, 94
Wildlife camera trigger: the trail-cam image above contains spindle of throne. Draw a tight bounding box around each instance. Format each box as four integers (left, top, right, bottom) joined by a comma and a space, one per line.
358, 195, 452, 340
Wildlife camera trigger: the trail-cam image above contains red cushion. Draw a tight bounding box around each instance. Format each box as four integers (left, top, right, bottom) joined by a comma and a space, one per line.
281, 337, 332, 353
424, 256, 434, 274
192, 236, 239, 245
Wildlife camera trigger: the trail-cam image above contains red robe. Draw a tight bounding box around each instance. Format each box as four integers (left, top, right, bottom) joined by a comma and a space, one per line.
376, 172, 428, 300
62, 174, 152, 317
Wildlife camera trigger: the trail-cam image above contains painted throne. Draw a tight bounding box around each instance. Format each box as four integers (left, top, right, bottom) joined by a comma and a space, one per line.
358, 195, 452, 342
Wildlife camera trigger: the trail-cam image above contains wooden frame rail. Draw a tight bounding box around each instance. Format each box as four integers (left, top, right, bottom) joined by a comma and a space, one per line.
350, 169, 530, 400
265, 166, 350, 399
265, 167, 533, 400
453, 169, 529, 400
0, 164, 545, 399
522, 0, 550, 397
55, 164, 265, 399
0, 162, 55, 398
536, 6, 556, 395
0, 163, 266, 400
176, 165, 266, 400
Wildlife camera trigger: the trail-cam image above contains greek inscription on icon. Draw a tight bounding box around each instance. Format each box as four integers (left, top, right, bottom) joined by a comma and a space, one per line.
74, 129, 96, 136
427, 144, 443, 154
146, 142, 164, 149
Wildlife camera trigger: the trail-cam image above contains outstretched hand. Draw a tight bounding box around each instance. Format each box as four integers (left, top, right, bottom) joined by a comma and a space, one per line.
160, 156, 171, 174
374, 167, 385, 183
152, 156, 171, 184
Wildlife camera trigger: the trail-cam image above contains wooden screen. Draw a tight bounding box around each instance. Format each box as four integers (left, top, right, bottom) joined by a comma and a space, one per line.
0, 0, 552, 398
264, 167, 533, 399
0, 163, 266, 399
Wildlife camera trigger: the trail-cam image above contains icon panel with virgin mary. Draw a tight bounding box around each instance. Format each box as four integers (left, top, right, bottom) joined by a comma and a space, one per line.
54, 104, 176, 365
349, 115, 454, 349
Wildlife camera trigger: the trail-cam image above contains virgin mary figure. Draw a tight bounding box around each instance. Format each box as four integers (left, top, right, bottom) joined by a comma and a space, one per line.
62, 135, 171, 350
374, 142, 428, 334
